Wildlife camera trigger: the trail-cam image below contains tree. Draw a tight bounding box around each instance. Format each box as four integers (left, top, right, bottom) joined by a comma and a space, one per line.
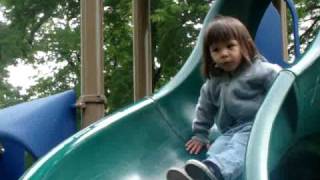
151, 0, 209, 88
0, 0, 81, 101
0, 79, 25, 108
0, 0, 208, 112
288, 0, 320, 55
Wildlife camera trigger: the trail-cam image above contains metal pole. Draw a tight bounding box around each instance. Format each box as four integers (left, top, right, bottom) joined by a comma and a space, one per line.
132, 0, 152, 101
273, 0, 289, 60
78, 0, 106, 128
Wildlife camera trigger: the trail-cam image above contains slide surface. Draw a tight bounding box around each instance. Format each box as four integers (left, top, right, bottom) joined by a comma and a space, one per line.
20, 0, 320, 179
246, 33, 320, 180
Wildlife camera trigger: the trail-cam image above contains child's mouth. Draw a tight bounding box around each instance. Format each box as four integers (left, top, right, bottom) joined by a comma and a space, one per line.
222, 62, 232, 67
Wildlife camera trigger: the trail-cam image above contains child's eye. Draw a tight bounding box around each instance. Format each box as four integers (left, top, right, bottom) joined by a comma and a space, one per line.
227, 44, 235, 49
211, 48, 218, 52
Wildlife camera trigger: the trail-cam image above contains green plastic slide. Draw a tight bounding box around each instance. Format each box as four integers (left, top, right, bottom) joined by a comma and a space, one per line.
21, 0, 320, 179
246, 32, 320, 179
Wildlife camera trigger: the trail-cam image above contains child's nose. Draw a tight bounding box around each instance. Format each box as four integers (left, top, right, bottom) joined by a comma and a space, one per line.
220, 49, 228, 58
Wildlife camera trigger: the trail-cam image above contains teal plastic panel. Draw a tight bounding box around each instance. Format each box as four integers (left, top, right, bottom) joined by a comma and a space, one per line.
246, 33, 320, 180
22, 99, 192, 179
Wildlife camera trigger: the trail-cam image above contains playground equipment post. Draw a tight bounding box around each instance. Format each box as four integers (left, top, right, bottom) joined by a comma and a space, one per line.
133, 0, 153, 101
78, 0, 106, 128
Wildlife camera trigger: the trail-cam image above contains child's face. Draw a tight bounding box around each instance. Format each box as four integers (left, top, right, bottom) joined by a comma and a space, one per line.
210, 39, 242, 72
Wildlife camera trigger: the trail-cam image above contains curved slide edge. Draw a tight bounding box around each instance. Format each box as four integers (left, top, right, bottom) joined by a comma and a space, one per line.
246, 32, 320, 180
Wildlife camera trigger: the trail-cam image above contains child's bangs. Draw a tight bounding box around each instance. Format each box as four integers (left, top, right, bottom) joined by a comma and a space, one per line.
207, 23, 237, 45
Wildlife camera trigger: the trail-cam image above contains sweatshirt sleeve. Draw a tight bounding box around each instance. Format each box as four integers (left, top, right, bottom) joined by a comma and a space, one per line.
192, 80, 218, 144
263, 63, 282, 90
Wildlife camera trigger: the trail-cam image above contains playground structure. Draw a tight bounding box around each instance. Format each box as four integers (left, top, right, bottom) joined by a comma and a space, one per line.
0, 0, 319, 179
0, 91, 77, 179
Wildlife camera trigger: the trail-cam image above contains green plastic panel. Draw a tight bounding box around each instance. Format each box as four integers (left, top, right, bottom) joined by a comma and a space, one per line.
246, 33, 320, 180
22, 99, 191, 179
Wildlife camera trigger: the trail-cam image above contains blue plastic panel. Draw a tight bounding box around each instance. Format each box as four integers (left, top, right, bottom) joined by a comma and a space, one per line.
255, 4, 286, 67
0, 90, 77, 179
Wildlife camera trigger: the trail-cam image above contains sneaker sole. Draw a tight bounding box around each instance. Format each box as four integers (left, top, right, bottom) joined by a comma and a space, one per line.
167, 168, 191, 180
185, 160, 217, 180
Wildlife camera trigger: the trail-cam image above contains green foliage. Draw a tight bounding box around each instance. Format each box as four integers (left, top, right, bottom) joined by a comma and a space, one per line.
287, 0, 320, 55
103, 0, 134, 111
151, 1, 208, 88
0, 0, 81, 108
0, 80, 25, 108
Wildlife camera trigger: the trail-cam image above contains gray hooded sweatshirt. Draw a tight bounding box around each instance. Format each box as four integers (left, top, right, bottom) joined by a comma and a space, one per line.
192, 55, 281, 144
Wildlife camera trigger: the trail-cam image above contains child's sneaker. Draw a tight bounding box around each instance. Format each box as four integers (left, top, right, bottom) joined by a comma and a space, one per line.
167, 167, 192, 180
184, 159, 218, 180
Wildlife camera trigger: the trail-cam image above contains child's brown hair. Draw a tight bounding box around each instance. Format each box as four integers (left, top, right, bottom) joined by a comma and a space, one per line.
203, 15, 258, 78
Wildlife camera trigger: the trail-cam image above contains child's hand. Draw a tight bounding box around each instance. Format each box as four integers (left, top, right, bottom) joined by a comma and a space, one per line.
185, 139, 209, 154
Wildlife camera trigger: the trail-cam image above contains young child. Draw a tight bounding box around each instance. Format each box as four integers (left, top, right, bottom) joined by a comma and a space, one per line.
166, 16, 281, 180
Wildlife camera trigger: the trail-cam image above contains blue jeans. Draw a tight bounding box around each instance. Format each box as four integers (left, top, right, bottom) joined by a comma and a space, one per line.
206, 123, 252, 180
